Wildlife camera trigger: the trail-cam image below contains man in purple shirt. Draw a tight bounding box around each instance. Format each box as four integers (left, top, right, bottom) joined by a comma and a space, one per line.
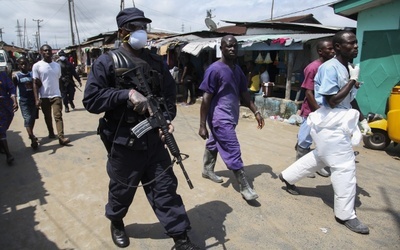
198, 35, 265, 201
296, 39, 334, 178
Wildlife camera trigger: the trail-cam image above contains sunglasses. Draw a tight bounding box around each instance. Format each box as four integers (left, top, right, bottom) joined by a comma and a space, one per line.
123, 22, 147, 32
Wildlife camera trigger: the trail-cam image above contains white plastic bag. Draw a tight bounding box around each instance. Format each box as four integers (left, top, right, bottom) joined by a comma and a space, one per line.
255, 52, 264, 64
264, 52, 273, 64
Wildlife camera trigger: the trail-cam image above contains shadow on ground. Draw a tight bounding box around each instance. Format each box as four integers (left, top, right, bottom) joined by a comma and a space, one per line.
0, 130, 58, 249
125, 200, 233, 249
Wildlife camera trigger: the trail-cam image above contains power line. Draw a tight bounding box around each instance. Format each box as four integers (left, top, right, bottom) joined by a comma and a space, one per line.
74, 1, 109, 36
136, 3, 204, 28
274, 1, 337, 19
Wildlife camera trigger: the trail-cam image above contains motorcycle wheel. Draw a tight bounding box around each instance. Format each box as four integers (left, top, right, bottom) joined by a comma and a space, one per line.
363, 128, 391, 150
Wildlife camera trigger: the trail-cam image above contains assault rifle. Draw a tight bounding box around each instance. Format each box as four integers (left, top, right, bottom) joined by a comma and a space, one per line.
119, 67, 194, 189
74, 82, 82, 92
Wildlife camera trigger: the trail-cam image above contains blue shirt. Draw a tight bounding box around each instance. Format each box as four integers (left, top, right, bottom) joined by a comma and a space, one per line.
15, 71, 35, 102
314, 57, 356, 109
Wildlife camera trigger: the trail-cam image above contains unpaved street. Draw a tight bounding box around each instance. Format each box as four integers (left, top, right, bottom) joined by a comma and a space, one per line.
1, 80, 399, 249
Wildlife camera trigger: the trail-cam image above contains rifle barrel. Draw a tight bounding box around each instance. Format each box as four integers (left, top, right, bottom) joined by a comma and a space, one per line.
176, 157, 194, 189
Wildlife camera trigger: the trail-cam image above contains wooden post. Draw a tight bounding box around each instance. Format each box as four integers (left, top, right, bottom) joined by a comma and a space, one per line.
285, 51, 294, 100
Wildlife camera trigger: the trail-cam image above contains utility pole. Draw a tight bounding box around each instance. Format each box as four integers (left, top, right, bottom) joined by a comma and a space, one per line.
16, 20, 23, 47
0, 28, 4, 42
33, 32, 39, 50
68, 0, 75, 45
32, 19, 43, 48
120, 0, 124, 11
71, 0, 82, 65
270, 0, 275, 20
71, 0, 80, 45
23, 19, 27, 49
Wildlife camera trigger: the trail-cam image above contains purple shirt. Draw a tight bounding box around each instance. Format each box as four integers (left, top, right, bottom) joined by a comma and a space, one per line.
300, 59, 322, 118
0, 71, 16, 98
199, 61, 248, 126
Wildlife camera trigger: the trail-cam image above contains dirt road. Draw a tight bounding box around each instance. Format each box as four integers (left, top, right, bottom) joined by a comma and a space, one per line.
1, 80, 399, 249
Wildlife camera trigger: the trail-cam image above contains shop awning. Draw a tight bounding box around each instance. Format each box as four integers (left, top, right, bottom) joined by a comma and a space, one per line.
158, 41, 181, 55
237, 33, 334, 50
181, 40, 218, 56
152, 34, 203, 48
179, 33, 334, 56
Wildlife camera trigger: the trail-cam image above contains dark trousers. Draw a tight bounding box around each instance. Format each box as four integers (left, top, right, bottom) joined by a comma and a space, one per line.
183, 78, 195, 104
62, 83, 76, 108
105, 140, 191, 236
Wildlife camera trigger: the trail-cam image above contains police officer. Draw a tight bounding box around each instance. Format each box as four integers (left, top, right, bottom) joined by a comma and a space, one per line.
58, 50, 81, 113
82, 7, 199, 249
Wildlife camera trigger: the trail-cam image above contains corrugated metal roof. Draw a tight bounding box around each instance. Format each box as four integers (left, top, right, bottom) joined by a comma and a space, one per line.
260, 14, 321, 24
152, 34, 203, 48
214, 26, 247, 35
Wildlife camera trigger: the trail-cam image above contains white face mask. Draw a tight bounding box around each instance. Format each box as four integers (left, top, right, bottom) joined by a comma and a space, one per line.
128, 30, 148, 50
60, 56, 66, 61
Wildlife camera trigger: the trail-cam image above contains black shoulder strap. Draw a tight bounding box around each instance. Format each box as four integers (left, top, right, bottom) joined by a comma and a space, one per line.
107, 48, 166, 99
108, 49, 134, 69
107, 48, 138, 89
107, 48, 154, 90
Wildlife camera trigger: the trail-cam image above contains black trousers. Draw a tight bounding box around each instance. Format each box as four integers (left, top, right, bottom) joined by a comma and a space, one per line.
62, 83, 76, 107
183, 78, 195, 104
105, 137, 191, 236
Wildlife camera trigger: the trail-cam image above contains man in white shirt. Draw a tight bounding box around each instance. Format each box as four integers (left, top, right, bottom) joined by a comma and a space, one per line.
32, 45, 70, 145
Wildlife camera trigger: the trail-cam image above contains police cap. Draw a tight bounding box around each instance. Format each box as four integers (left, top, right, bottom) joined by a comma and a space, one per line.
116, 7, 152, 28
58, 50, 66, 56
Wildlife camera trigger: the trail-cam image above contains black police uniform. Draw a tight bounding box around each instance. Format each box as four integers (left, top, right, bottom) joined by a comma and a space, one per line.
59, 59, 80, 109
82, 45, 191, 237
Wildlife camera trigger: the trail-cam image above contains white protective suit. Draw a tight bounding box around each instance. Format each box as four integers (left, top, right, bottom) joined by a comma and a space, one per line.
281, 106, 362, 220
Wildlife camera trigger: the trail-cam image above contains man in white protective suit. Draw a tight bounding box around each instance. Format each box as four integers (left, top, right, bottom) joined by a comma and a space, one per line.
278, 30, 371, 235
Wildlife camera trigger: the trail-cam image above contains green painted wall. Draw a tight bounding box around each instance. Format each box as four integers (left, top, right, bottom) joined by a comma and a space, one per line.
353, 0, 400, 116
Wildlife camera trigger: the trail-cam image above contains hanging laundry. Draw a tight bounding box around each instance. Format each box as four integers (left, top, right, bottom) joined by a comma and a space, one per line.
272, 38, 291, 45
273, 53, 279, 66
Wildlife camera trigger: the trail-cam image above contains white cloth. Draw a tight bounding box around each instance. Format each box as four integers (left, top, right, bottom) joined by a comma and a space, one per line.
32, 60, 62, 98
282, 150, 357, 221
308, 107, 362, 160
260, 70, 270, 84
282, 107, 361, 221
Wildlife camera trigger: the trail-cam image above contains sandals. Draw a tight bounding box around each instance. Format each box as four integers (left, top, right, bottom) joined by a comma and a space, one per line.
30, 136, 39, 149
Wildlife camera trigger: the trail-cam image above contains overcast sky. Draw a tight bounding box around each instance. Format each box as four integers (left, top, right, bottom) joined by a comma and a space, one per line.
0, 0, 356, 50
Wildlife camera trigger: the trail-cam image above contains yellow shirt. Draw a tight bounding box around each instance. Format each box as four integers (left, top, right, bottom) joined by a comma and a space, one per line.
249, 74, 261, 92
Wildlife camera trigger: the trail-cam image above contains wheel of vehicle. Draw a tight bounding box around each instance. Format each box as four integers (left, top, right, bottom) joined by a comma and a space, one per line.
363, 128, 391, 150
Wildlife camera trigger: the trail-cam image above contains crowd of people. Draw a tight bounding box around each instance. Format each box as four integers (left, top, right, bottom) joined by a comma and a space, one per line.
0, 7, 372, 249
0, 45, 81, 166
